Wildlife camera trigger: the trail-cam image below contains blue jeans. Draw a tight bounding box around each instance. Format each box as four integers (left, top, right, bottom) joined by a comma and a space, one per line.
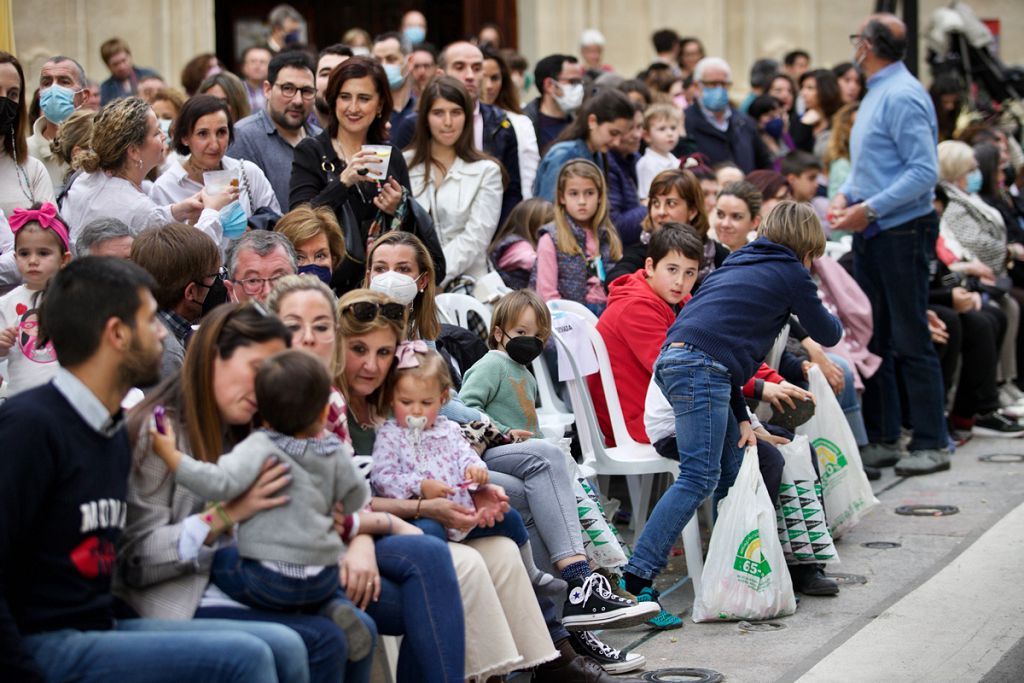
365, 534, 464, 683
853, 213, 949, 450
827, 353, 869, 447
21, 618, 290, 682
211, 547, 349, 613
196, 607, 374, 683
625, 345, 743, 581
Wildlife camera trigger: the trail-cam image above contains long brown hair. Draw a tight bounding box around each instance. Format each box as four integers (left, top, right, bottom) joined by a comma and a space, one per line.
0, 52, 28, 163
334, 289, 407, 418
406, 75, 495, 175
365, 231, 440, 341
642, 169, 711, 238
325, 56, 392, 144
128, 305, 292, 464
488, 197, 553, 252
481, 45, 521, 114
552, 159, 622, 261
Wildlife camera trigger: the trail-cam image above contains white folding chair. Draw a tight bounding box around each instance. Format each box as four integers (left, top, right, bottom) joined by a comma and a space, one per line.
435, 293, 492, 330
550, 321, 705, 598
534, 355, 574, 440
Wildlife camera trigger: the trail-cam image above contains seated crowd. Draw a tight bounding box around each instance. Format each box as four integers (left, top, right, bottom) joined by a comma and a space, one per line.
2, 4, 1023, 682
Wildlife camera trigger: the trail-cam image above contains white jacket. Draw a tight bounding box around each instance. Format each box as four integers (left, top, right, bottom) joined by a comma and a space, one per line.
404, 153, 503, 285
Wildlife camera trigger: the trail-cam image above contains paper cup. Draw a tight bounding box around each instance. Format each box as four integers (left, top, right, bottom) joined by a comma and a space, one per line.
203, 168, 239, 193
361, 145, 391, 181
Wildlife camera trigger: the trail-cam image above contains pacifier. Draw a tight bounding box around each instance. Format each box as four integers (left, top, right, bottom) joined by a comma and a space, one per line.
406, 415, 428, 448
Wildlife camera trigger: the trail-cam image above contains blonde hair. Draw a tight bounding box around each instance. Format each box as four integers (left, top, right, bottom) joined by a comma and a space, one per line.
276, 204, 347, 269
50, 109, 95, 172
756, 200, 826, 262
78, 96, 151, 173
824, 103, 858, 166
266, 273, 339, 375
937, 139, 975, 184
364, 231, 441, 341
385, 347, 453, 407
642, 103, 682, 129
334, 289, 407, 416
553, 159, 623, 261
488, 289, 552, 349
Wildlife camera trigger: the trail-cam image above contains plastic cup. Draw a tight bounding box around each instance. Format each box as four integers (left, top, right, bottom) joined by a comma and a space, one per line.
361, 145, 391, 181
203, 168, 239, 193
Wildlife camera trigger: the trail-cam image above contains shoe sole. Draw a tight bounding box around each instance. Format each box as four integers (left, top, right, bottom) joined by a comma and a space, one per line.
861, 455, 900, 468
327, 605, 374, 661
599, 653, 646, 674
797, 586, 840, 596
972, 427, 1024, 438
895, 461, 951, 476
562, 602, 661, 631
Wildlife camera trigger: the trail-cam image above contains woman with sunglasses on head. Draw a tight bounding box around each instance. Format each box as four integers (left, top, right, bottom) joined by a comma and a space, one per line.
289, 56, 445, 294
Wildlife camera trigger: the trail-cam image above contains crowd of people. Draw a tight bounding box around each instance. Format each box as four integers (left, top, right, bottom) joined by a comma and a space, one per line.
1, 4, 1023, 682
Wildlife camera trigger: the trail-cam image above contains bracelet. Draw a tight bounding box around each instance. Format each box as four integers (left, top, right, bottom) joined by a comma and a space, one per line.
213, 503, 233, 529
414, 497, 423, 520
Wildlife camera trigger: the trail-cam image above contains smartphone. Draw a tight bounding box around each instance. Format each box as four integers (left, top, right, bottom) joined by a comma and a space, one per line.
153, 405, 168, 435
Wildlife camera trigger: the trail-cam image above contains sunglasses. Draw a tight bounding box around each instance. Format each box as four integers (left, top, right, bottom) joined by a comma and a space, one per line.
343, 301, 406, 323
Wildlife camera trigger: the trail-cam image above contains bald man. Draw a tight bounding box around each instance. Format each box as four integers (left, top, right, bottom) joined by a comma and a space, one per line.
392, 41, 522, 223
831, 13, 948, 476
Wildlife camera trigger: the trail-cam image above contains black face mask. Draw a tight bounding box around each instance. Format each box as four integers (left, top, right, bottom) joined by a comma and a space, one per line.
201, 275, 229, 318
1005, 164, 1017, 189
0, 96, 17, 131
503, 333, 544, 366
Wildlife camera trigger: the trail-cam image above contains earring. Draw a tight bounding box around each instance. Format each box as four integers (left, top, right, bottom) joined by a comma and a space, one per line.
137, 158, 143, 169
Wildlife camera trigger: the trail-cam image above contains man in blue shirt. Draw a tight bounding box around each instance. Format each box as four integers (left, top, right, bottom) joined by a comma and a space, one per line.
831, 13, 949, 476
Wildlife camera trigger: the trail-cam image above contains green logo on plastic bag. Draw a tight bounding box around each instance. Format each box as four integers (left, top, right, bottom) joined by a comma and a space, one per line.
813, 437, 848, 489
733, 530, 772, 590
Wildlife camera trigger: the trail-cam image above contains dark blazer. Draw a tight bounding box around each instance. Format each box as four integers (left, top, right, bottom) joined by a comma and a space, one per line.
391, 103, 522, 224
685, 103, 772, 174
605, 150, 645, 246
99, 67, 157, 105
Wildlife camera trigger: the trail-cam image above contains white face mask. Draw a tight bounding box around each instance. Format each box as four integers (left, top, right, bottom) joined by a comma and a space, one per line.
369, 270, 419, 305
552, 82, 584, 115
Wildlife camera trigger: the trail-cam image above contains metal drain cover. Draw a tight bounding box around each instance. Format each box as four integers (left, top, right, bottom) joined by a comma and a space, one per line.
895, 504, 959, 517
979, 453, 1024, 463
862, 541, 902, 549
737, 620, 787, 632
825, 572, 868, 585
641, 668, 724, 683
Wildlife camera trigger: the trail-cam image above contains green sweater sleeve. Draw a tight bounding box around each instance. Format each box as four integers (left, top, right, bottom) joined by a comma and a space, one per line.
459, 354, 509, 431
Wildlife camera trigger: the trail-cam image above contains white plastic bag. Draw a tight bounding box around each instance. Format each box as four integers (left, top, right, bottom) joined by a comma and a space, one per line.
796, 365, 879, 538
693, 446, 796, 622
776, 434, 839, 564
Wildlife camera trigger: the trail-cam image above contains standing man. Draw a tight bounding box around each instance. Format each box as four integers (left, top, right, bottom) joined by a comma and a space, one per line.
312, 44, 352, 128
523, 54, 584, 153
265, 4, 304, 53
228, 50, 319, 210
409, 43, 438, 97
372, 32, 416, 131
831, 13, 949, 475
239, 45, 272, 113
98, 39, 156, 105
28, 56, 88, 188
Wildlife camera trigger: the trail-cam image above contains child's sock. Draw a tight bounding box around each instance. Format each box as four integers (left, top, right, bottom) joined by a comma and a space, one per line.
560, 559, 591, 583
521, 540, 567, 597
322, 598, 374, 661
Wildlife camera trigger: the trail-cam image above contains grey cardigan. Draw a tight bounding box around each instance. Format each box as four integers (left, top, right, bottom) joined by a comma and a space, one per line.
174, 430, 369, 566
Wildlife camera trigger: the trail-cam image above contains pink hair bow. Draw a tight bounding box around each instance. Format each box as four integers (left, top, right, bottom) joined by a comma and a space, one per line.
8, 203, 70, 251
395, 339, 429, 369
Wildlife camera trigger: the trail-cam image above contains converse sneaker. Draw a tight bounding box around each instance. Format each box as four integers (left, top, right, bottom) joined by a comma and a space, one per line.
973, 412, 1024, 438
634, 586, 683, 630
562, 573, 660, 630
568, 631, 646, 674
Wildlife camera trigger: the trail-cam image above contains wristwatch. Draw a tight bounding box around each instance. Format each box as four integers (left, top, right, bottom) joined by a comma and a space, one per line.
863, 203, 880, 223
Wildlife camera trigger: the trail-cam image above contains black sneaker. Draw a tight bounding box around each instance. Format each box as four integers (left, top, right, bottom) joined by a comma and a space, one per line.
568, 631, 646, 674
863, 464, 881, 481
973, 412, 1024, 438
562, 574, 660, 630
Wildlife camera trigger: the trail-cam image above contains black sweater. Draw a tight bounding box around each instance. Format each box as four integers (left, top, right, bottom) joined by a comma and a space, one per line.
0, 382, 130, 680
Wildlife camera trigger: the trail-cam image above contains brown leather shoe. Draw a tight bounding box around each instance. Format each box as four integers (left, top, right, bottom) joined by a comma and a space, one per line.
533, 638, 644, 682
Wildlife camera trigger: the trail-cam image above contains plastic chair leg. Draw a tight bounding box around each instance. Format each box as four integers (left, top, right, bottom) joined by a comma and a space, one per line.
682, 515, 703, 600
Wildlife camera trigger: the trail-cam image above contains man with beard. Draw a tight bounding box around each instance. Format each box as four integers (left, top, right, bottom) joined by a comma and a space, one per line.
311, 44, 352, 129
0, 258, 287, 681
229, 50, 319, 209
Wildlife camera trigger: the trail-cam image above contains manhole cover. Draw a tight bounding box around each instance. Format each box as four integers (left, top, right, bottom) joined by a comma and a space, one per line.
895, 504, 959, 517
825, 572, 868, 585
641, 668, 724, 683
862, 541, 902, 549
737, 620, 787, 632
980, 453, 1024, 463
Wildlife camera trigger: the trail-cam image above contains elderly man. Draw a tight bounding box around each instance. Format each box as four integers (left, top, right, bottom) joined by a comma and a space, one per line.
228, 50, 319, 209
684, 56, 771, 174
224, 231, 296, 305
28, 56, 88, 187
75, 218, 135, 258
831, 13, 949, 476
372, 31, 417, 131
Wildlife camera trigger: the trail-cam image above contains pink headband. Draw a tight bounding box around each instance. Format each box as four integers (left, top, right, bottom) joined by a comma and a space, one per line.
395, 340, 429, 369
9, 203, 70, 251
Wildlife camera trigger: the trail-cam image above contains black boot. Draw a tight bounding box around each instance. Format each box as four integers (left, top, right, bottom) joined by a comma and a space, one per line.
789, 563, 839, 596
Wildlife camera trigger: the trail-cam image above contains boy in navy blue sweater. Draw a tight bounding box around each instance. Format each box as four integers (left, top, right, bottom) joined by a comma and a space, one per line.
622, 201, 843, 599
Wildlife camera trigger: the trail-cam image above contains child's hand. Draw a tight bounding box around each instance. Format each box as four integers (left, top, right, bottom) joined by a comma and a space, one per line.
762, 380, 814, 413
464, 466, 489, 486
754, 426, 790, 447
420, 479, 454, 499
148, 417, 182, 470
738, 420, 757, 448
471, 484, 510, 528
507, 429, 533, 442
0, 326, 16, 353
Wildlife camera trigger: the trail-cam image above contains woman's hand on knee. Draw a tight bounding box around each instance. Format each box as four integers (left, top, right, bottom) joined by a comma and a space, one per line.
340, 534, 380, 610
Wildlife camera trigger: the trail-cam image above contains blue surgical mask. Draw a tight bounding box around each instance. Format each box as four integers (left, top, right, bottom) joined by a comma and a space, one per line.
220, 201, 248, 239
966, 168, 983, 194
701, 86, 729, 113
383, 63, 405, 89
403, 26, 426, 45
298, 263, 333, 284
39, 85, 79, 124
764, 117, 785, 139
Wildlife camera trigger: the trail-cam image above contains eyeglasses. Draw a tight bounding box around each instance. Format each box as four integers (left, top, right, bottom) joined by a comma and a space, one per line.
275, 82, 317, 100
342, 301, 406, 323
236, 274, 287, 295
849, 34, 864, 46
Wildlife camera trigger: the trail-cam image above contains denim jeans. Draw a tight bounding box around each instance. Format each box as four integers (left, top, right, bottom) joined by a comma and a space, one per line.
827, 353, 869, 447
853, 213, 949, 450
21, 618, 288, 682
211, 546, 346, 612
365, 534, 464, 683
625, 345, 743, 581
196, 607, 375, 683
415, 507, 530, 546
